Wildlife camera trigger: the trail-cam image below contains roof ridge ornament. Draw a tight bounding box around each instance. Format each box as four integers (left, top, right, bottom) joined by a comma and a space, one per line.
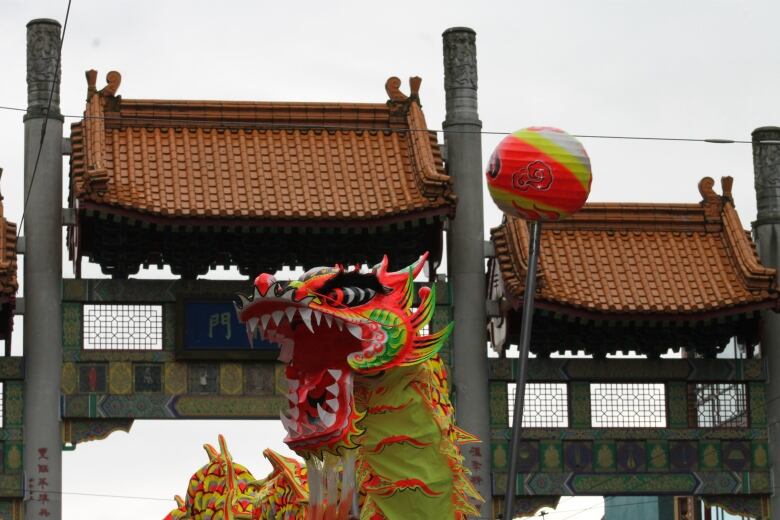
721, 175, 734, 204
698, 176, 725, 228
85, 69, 122, 101
385, 76, 421, 117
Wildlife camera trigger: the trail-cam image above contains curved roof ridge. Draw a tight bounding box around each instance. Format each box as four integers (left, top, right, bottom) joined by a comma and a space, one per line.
721, 197, 776, 290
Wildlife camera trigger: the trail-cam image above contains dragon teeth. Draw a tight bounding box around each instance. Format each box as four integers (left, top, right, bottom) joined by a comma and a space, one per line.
248, 317, 259, 337
261, 314, 271, 330
335, 319, 343, 331
253, 287, 261, 300
328, 369, 342, 380
324, 314, 333, 328
317, 404, 337, 428
271, 310, 285, 326
287, 378, 299, 390
347, 323, 362, 340
279, 411, 299, 433
299, 308, 314, 333
326, 398, 339, 411
312, 310, 322, 326
326, 383, 339, 397
285, 307, 297, 321
238, 294, 250, 308
246, 325, 254, 348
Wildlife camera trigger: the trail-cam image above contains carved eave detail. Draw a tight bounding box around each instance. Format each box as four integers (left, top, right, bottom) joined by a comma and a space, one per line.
0, 170, 17, 298
490, 218, 543, 307
718, 179, 777, 293
78, 70, 121, 199
385, 76, 455, 208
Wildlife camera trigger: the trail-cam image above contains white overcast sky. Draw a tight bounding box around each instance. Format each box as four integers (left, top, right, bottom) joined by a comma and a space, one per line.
3, 1, 780, 518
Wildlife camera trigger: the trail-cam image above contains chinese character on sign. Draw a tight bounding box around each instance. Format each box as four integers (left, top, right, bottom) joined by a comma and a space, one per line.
208, 312, 232, 340
38, 448, 48, 460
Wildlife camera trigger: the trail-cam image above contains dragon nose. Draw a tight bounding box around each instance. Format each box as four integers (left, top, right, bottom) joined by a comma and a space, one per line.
254, 273, 277, 297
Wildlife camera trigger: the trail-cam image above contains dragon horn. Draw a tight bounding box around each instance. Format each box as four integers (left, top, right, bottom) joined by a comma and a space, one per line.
203, 443, 220, 462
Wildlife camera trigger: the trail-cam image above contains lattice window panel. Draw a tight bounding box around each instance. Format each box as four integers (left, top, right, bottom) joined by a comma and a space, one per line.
83, 305, 163, 350
695, 383, 748, 428
590, 383, 667, 428
508, 383, 569, 428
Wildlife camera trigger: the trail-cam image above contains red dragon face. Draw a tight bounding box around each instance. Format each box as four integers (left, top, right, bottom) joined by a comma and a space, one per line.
234, 253, 450, 457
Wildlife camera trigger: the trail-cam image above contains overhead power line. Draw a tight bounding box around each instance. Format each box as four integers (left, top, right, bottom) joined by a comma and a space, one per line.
0, 103, 770, 145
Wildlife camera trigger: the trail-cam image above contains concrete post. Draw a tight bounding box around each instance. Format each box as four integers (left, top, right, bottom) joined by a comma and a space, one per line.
752, 126, 780, 520
24, 19, 63, 520
442, 27, 492, 518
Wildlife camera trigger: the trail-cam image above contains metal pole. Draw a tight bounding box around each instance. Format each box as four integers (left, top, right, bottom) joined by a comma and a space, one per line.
503, 221, 542, 520
442, 27, 492, 517
750, 126, 780, 520
24, 18, 64, 520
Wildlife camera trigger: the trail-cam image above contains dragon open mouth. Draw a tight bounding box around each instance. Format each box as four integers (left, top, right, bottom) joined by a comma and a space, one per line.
234, 254, 446, 460
235, 276, 378, 453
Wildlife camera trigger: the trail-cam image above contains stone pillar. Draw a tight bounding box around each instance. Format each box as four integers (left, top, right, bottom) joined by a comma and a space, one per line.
24, 18, 63, 520
752, 126, 780, 519
442, 27, 492, 518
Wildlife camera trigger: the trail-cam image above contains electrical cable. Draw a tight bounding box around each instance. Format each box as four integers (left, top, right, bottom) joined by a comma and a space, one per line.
17, 0, 72, 238
0, 103, 769, 145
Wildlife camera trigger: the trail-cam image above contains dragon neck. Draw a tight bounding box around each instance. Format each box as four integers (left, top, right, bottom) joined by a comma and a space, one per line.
353, 357, 468, 519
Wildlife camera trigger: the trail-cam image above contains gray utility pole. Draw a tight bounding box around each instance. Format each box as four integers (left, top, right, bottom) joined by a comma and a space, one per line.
442, 27, 492, 518
24, 18, 64, 520
752, 126, 780, 520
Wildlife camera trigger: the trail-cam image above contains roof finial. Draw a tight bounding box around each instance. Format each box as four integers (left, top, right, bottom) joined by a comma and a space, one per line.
386, 76, 422, 116
100, 71, 122, 97
699, 176, 724, 226
85, 69, 98, 100
0, 168, 5, 218
721, 176, 734, 202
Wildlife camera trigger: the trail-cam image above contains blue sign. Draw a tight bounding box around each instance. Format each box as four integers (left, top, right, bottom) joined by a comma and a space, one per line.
182, 301, 279, 352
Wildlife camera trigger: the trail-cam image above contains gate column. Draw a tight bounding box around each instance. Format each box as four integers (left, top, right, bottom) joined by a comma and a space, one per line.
23, 18, 64, 520
442, 27, 492, 518
752, 126, 780, 519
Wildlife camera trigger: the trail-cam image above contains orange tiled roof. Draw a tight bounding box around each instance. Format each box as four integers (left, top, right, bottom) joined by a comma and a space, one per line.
69, 72, 454, 224
491, 177, 778, 319
0, 173, 16, 301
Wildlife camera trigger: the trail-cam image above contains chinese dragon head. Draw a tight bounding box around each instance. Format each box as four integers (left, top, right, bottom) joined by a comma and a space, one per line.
234, 253, 450, 457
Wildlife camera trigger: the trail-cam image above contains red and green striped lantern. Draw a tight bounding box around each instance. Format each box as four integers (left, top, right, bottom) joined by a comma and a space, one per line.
485, 127, 592, 221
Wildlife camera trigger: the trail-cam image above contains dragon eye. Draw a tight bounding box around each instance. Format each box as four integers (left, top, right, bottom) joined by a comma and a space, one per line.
341, 287, 376, 306
326, 289, 345, 306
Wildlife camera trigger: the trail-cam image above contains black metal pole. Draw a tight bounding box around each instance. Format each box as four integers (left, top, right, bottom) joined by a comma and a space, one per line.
503, 221, 542, 520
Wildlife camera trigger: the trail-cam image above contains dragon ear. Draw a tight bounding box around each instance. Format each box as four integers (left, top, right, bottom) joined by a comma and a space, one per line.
174, 495, 185, 508
374, 252, 429, 287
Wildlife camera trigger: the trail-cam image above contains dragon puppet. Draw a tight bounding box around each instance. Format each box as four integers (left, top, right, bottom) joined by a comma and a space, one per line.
164, 253, 482, 519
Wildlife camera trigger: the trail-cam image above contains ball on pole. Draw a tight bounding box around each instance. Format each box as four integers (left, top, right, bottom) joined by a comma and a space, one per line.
485, 127, 592, 221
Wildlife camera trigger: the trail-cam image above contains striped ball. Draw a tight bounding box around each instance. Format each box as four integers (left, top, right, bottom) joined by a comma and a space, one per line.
486, 127, 592, 221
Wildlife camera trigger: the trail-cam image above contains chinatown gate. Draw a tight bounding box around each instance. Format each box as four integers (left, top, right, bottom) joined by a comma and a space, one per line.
2, 18, 780, 520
